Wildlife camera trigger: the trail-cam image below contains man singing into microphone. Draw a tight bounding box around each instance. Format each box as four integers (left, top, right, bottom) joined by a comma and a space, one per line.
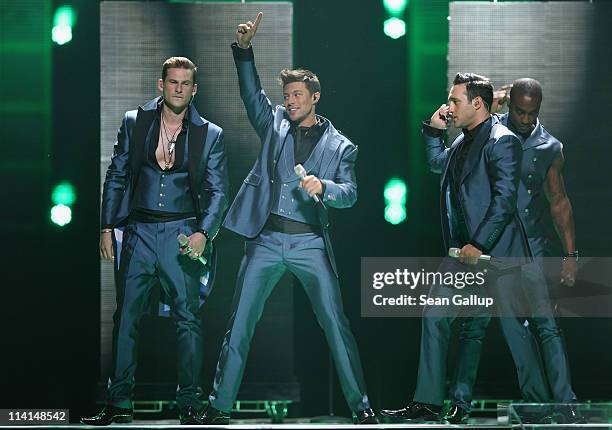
200, 12, 377, 425
82, 57, 229, 425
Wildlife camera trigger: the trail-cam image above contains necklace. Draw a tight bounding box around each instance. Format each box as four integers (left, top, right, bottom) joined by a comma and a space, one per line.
161, 112, 183, 170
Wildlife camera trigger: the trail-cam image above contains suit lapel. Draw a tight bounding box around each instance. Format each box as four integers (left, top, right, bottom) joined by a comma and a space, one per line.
522, 122, 546, 150
303, 126, 331, 174
441, 134, 464, 186
459, 118, 493, 184
130, 106, 157, 186
187, 121, 209, 201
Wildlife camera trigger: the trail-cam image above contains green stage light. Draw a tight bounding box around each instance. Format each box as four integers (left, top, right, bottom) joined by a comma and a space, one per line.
383, 17, 406, 40
383, 0, 408, 16
50, 204, 72, 227
384, 178, 408, 224
52, 6, 75, 45
51, 182, 76, 206
385, 204, 406, 225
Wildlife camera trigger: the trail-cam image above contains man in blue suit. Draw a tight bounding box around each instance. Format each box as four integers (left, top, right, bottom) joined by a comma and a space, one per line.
201, 13, 377, 425
381, 73, 550, 422
445, 78, 580, 424
82, 57, 229, 425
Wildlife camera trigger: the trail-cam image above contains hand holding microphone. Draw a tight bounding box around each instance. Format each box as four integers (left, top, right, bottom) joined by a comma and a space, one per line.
449, 244, 491, 265
178, 233, 208, 265
295, 164, 322, 203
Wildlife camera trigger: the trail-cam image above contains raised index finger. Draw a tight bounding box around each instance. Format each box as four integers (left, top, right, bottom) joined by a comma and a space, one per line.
253, 12, 263, 32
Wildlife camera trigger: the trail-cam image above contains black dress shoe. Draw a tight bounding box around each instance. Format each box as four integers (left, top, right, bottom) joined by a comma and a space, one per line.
199, 405, 231, 425
443, 405, 469, 424
353, 408, 379, 424
380, 401, 442, 422
554, 404, 587, 424
179, 406, 203, 425
80, 405, 133, 426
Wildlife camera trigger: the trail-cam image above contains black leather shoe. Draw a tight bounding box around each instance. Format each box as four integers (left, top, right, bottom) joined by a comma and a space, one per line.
554, 404, 587, 424
80, 405, 133, 426
179, 406, 203, 425
199, 405, 231, 425
443, 405, 469, 424
380, 401, 442, 422
353, 408, 379, 424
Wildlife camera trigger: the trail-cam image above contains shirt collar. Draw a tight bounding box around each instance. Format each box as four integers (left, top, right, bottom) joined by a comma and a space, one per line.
462, 116, 491, 141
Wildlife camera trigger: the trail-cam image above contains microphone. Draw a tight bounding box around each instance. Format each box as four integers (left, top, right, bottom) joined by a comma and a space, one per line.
448, 247, 492, 261
294, 164, 320, 203
177, 233, 208, 265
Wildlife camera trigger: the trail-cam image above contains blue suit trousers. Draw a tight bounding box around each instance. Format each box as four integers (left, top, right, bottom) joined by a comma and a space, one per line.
208, 229, 370, 413
108, 218, 205, 410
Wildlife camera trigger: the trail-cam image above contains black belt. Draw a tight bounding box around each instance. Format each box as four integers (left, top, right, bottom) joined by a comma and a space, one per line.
130, 208, 195, 223
264, 214, 321, 234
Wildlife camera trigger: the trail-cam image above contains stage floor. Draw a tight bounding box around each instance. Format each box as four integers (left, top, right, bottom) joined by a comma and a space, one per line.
2, 418, 610, 429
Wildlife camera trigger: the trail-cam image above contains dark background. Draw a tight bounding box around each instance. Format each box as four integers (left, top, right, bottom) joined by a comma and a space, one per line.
1, 0, 611, 421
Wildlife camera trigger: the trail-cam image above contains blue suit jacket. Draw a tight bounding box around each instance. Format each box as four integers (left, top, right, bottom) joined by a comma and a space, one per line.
101, 97, 229, 239
223, 45, 357, 240
424, 116, 530, 267
222, 45, 356, 277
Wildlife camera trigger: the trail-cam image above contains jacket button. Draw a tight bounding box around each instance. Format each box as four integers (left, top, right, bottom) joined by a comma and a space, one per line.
271, 179, 274, 183
524, 208, 529, 214
527, 189, 532, 194
532, 157, 537, 162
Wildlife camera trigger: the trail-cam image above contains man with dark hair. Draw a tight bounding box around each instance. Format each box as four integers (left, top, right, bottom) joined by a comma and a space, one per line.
381, 73, 551, 422
200, 12, 377, 425
444, 78, 580, 423
81, 56, 229, 425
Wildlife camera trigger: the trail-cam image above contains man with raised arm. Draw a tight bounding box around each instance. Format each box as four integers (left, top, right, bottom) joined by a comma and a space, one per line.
200, 12, 377, 425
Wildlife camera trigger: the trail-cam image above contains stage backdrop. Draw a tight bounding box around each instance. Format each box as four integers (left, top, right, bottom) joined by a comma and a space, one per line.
100, 1, 298, 404
447, 1, 612, 396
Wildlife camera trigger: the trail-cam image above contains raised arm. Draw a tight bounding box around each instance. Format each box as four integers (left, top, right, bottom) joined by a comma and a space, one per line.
231, 12, 274, 140
423, 104, 452, 174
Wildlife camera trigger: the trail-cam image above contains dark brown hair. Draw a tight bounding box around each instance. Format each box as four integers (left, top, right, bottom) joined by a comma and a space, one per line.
453, 72, 493, 112
278, 68, 321, 95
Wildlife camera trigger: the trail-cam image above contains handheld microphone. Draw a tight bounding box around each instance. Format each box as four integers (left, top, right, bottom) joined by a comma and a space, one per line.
449, 247, 492, 261
294, 164, 320, 203
177, 233, 208, 265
